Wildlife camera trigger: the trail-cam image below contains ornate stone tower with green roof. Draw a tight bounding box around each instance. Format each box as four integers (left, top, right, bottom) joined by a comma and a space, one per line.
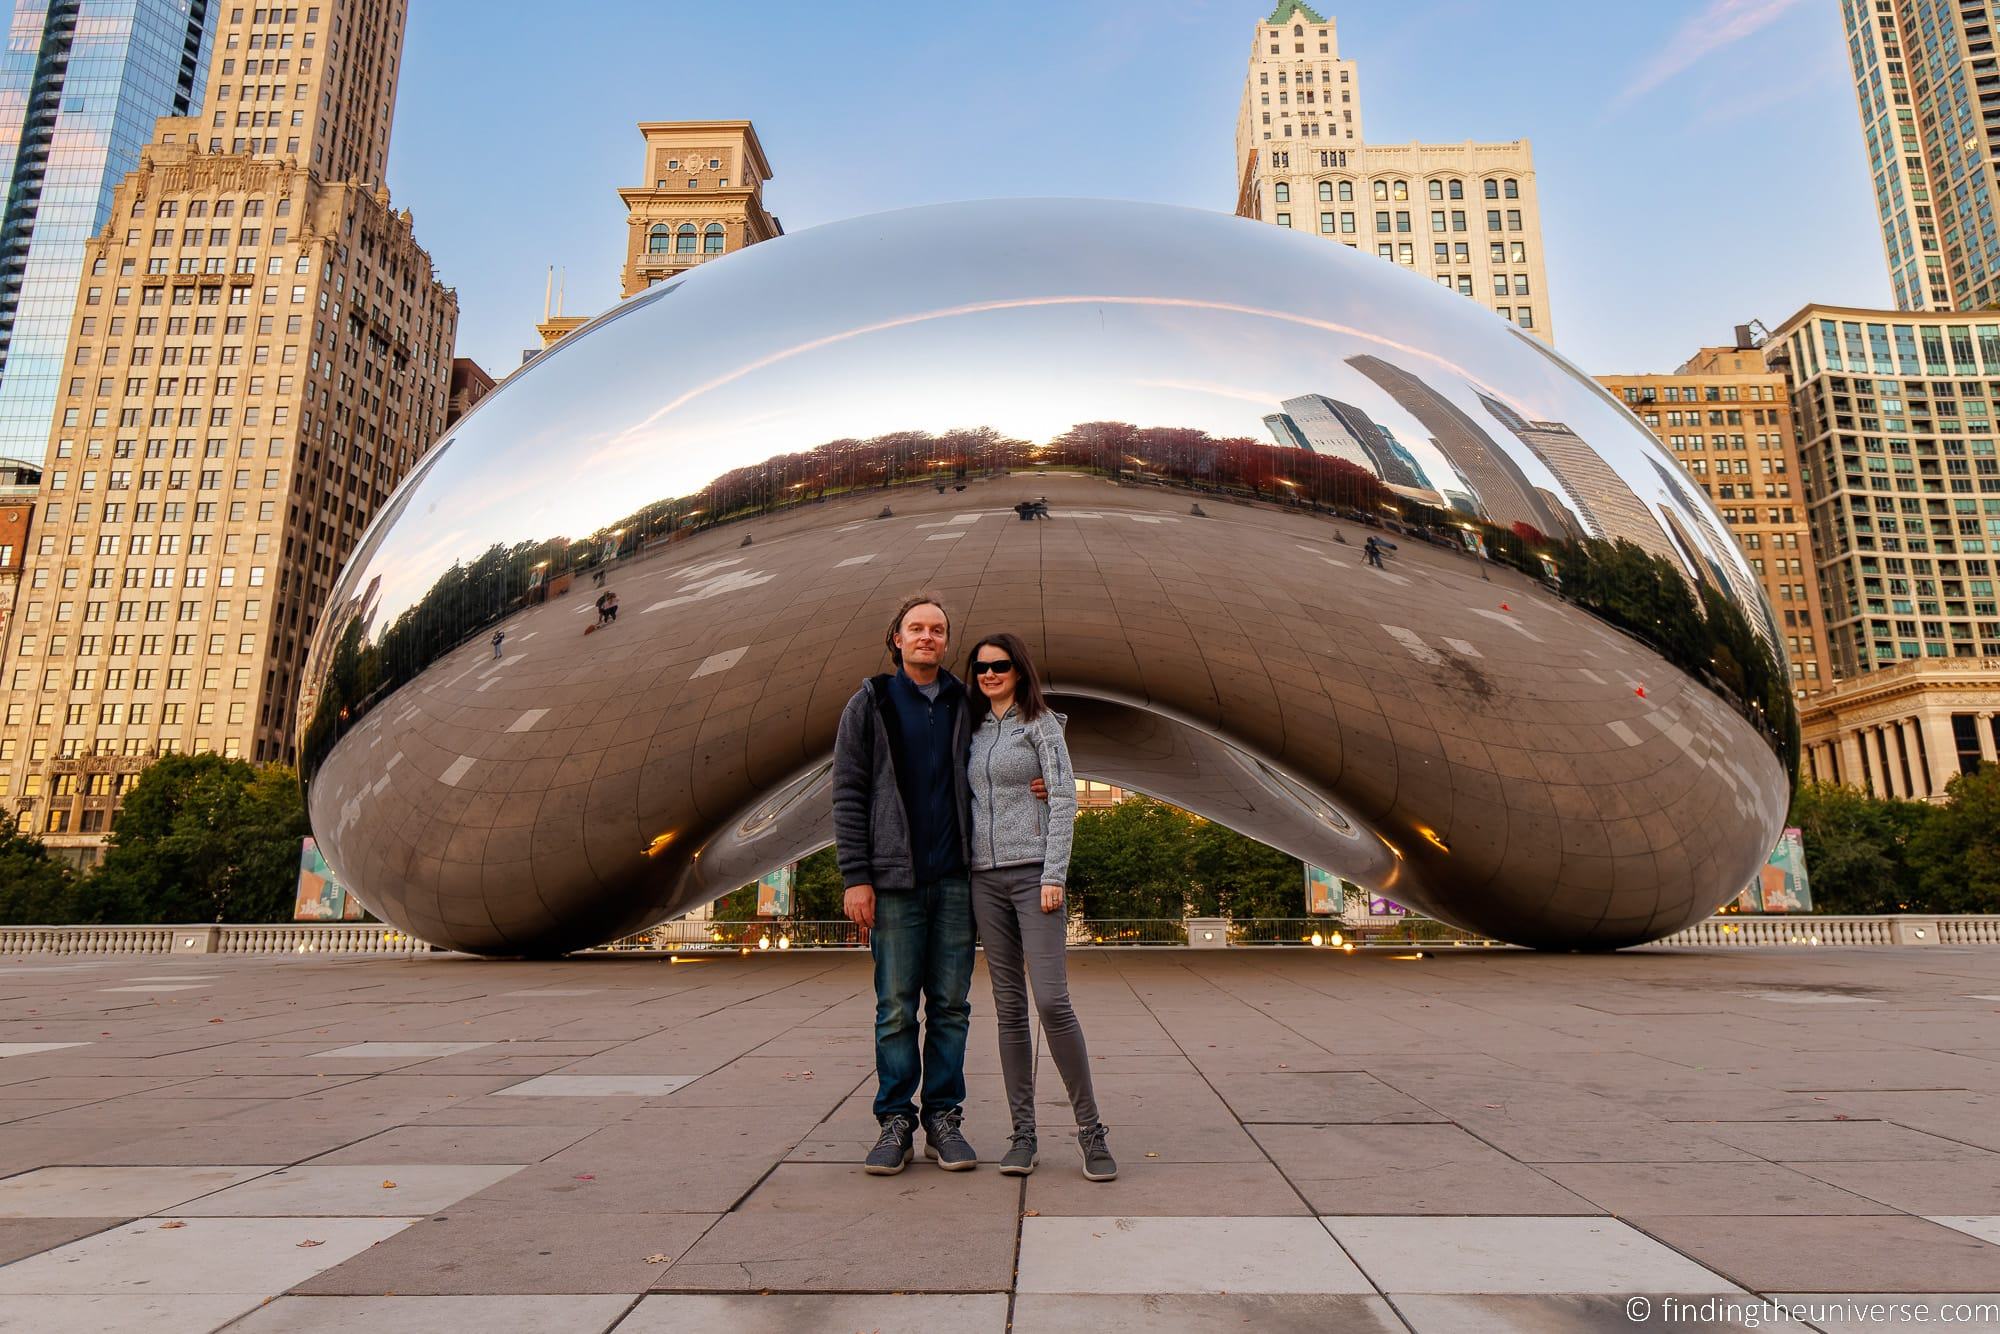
1233, 5, 1556, 344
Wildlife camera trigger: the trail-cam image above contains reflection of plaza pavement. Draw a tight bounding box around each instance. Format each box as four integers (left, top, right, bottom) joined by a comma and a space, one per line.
312, 472, 1786, 953
2, 948, 1998, 1327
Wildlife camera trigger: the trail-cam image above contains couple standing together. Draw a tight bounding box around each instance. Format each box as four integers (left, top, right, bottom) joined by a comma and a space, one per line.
831, 594, 1115, 1182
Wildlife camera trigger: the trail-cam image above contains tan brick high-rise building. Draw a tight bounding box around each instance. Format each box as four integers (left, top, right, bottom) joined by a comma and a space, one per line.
1596, 337, 1836, 700
0, 0, 456, 854
1234, 2, 1554, 342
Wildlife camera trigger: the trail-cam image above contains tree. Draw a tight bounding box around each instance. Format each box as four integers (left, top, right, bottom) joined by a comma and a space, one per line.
1786, 781, 1930, 914
87, 755, 308, 924
1066, 798, 1196, 919
1908, 765, 2000, 913
0, 825, 78, 925
1187, 818, 1304, 919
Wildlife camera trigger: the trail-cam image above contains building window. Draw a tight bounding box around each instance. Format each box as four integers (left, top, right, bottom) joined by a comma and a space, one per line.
1318, 181, 1332, 201
647, 224, 671, 254
1276, 212, 1291, 227
676, 224, 697, 253
704, 223, 725, 253
1274, 182, 1289, 203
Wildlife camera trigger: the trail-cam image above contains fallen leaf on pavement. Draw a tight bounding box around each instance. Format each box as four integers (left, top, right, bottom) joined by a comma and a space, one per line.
297, 1239, 323, 1248
643, 1253, 672, 1264
573, 1173, 595, 1181
1023, 1210, 1040, 1217
157, 1221, 186, 1229
1144, 1152, 1159, 1158
381, 1181, 397, 1189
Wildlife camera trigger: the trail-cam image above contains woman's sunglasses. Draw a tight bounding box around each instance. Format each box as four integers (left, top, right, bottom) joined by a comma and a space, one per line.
971, 658, 1015, 676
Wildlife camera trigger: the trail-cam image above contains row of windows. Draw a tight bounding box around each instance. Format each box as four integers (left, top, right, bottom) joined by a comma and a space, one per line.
10, 665, 253, 692
27, 563, 268, 591
644, 223, 727, 255
1274, 209, 1525, 234
1622, 383, 1776, 403
1273, 178, 1520, 203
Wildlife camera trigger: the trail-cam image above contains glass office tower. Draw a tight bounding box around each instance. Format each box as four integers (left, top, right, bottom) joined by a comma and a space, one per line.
0, 0, 211, 467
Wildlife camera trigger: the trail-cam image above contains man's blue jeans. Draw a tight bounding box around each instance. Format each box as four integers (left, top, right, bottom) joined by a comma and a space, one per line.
870, 875, 974, 1124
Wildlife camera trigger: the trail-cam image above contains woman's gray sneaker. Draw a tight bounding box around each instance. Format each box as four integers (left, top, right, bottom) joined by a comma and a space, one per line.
1079, 1123, 1117, 1181
922, 1106, 978, 1170
865, 1114, 916, 1175
999, 1132, 1039, 1176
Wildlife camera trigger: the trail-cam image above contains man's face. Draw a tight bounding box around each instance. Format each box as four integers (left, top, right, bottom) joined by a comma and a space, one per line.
894, 603, 948, 668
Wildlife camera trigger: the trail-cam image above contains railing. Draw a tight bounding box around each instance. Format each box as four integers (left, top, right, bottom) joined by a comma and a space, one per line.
9, 916, 2000, 957
0, 926, 177, 955
1229, 917, 1488, 946
631, 249, 723, 270
1660, 916, 1895, 947
0, 923, 432, 957
216, 924, 431, 955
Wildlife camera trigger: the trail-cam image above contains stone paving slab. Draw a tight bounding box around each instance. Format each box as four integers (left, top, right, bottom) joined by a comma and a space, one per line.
1, 946, 1999, 1327
229, 1294, 637, 1333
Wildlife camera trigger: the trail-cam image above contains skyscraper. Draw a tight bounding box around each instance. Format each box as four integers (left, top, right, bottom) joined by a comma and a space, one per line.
1476, 392, 1680, 567
1842, 0, 2000, 310
1345, 353, 1564, 535
0, 0, 215, 471
1276, 392, 1387, 474
0, 0, 457, 854
1373, 423, 1430, 491
1234, 2, 1554, 340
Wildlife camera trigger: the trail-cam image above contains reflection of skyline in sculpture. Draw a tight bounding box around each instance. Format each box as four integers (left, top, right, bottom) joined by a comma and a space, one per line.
1480, 393, 1684, 568
1346, 353, 1566, 536
1262, 412, 1312, 452
1374, 424, 1432, 491
1644, 456, 1739, 599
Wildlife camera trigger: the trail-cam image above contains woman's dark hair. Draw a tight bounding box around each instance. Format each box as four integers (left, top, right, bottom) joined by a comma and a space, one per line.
966, 631, 1047, 723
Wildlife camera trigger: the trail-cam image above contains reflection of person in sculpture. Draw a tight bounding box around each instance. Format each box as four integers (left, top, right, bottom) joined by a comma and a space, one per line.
965, 631, 1115, 1183
831, 594, 1046, 1178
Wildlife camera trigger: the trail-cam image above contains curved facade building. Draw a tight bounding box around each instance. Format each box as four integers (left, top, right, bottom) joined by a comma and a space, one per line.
299, 199, 1795, 955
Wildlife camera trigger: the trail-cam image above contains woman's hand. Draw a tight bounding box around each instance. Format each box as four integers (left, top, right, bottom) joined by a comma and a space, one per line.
1040, 884, 1064, 914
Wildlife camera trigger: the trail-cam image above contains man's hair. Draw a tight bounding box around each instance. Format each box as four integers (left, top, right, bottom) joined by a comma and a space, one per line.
885, 592, 950, 666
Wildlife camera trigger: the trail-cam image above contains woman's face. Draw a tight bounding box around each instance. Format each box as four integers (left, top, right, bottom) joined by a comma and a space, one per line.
971, 646, 1016, 701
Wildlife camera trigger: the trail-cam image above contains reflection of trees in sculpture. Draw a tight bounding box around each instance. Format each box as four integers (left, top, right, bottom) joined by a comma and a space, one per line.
299, 416, 1795, 789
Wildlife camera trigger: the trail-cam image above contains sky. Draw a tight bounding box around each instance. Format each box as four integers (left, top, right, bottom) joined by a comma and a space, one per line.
372, 0, 1882, 378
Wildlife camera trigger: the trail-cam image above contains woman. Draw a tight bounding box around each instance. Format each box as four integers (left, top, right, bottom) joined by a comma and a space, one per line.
964, 632, 1115, 1181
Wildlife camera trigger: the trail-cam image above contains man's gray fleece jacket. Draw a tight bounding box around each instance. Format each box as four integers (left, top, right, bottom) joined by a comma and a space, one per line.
968, 704, 1077, 888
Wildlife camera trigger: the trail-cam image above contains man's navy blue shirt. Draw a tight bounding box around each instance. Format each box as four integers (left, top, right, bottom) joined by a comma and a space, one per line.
883, 667, 967, 883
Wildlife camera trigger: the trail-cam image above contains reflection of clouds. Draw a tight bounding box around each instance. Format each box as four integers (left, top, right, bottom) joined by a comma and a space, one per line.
581, 293, 1495, 474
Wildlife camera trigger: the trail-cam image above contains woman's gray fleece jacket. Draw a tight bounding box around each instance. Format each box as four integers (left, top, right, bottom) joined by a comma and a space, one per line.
968, 705, 1078, 886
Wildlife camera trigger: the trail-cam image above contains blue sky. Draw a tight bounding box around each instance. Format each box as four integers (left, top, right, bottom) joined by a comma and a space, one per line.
379, 0, 1880, 378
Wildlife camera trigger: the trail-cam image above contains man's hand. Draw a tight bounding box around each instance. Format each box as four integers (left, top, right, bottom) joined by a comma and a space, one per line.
843, 884, 876, 932
1030, 777, 1048, 802
1040, 884, 1064, 914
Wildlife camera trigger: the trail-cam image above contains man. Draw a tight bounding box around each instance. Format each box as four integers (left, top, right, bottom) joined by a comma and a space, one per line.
832, 593, 1041, 1175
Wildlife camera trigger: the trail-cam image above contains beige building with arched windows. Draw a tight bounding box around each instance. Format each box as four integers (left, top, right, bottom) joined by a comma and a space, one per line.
619, 122, 781, 299
1234, 2, 1554, 343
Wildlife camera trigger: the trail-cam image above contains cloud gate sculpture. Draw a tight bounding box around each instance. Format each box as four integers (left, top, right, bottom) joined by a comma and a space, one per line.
300, 199, 1796, 955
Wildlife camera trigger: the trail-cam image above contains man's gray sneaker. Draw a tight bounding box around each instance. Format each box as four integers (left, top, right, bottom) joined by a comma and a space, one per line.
922, 1106, 977, 1170
1079, 1123, 1117, 1181
865, 1114, 915, 1175
998, 1131, 1038, 1176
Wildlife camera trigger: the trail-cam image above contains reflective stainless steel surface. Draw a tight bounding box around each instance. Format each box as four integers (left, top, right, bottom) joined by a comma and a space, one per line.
300, 199, 1795, 955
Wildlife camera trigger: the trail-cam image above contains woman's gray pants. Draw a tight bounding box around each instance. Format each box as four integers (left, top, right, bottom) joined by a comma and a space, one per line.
971, 862, 1101, 1134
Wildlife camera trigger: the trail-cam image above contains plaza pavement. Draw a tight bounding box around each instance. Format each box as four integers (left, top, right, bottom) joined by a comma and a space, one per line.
1, 945, 1998, 1331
